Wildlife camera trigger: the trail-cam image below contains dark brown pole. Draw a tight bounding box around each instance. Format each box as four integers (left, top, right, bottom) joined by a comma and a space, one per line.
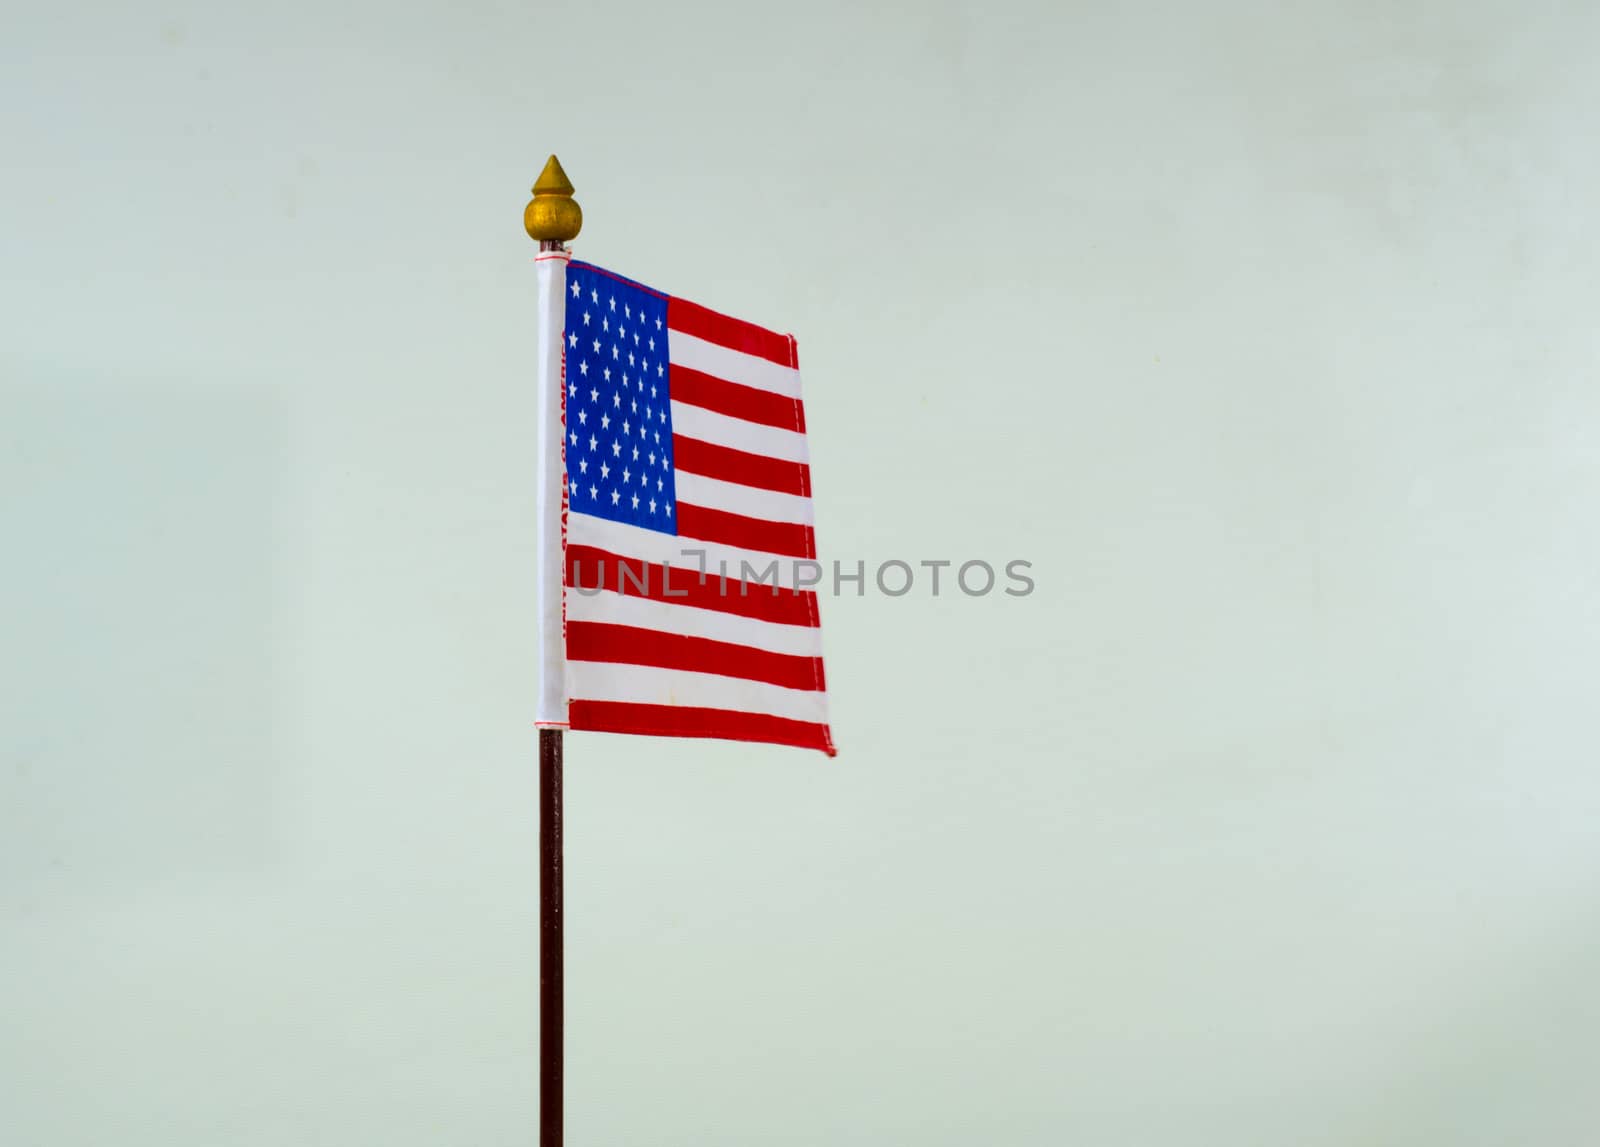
539, 727, 563, 1146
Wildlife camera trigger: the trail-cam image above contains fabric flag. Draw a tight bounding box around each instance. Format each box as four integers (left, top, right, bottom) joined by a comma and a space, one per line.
534, 254, 835, 756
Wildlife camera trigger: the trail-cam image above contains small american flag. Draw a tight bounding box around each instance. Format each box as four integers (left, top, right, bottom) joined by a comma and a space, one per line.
555, 260, 834, 756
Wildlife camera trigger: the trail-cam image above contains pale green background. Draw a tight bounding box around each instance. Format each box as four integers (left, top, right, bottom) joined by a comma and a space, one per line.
5, 1, 1599, 1143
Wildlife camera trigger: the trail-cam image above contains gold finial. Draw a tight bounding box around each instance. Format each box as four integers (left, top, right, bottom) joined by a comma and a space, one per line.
524, 154, 583, 244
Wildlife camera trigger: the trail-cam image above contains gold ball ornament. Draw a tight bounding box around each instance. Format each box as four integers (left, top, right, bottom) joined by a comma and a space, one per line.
524, 154, 583, 243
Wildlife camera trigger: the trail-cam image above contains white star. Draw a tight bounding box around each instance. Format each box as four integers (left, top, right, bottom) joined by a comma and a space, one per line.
622, 373, 629, 388
619, 327, 627, 344
631, 399, 638, 414
590, 288, 598, 303
664, 503, 671, 517
657, 363, 664, 377
567, 381, 576, 397
612, 392, 621, 408
582, 312, 590, 326
600, 413, 610, 430
624, 303, 631, 319
612, 345, 619, 360
649, 498, 657, 514
603, 367, 611, 382
577, 410, 587, 425
650, 384, 657, 399
579, 361, 588, 376
648, 451, 656, 466
639, 422, 647, 438
570, 280, 580, 298
590, 388, 598, 402
611, 441, 621, 457
655, 316, 662, 330
589, 484, 598, 499
658, 411, 665, 424
622, 419, 630, 435
633, 333, 640, 346
653, 429, 661, 444
602, 316, 609, 332
567, 332, 577, 348
656, 477, 664, 492
663, 457, 670, 471
591, 339, 600, 353
631, 445, 640, 461
588, 434, 597, 451
609, 296, 616, 312
578, 458, 588, 474
648, 337, 655, 352
569, 431, 578, 446
628, 352, 635, 367
569, 480, 577, 497
645, 406, 652, 420
600, 462, 610, 479
622, 467, 631, 484
610, 489, 620, 505
630, 493, 639, 509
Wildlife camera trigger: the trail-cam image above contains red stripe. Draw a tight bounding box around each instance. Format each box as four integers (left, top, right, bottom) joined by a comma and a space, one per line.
569, 700, 835, 756
672, 435, 811, 497
676, 502, 815, 560
668, 296, 796, 367
670, 365, 806, 432
566, 544, 819, 627
568, 622, 826, 692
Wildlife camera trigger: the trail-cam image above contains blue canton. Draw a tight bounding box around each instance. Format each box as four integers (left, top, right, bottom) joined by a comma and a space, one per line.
564, 262, 677, 535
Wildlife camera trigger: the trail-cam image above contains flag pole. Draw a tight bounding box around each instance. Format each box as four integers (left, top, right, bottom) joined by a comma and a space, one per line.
537, 726, 563, 1147
526, 155, 582, 1147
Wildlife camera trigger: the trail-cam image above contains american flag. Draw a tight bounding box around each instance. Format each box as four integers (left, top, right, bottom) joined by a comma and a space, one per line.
555, 260, 834, 756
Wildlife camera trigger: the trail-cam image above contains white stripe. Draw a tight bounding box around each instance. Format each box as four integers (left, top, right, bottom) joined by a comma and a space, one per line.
567, 590, 823, 656
567, 661, 829, 723
674, 472, 814, 524
670, 401, 809, 463
668, 330, 802, 398
569, 513, 820, 592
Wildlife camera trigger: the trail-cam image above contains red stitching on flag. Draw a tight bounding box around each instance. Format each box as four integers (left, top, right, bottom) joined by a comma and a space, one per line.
786, 331, 835, 755
567, 260, 668, 300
